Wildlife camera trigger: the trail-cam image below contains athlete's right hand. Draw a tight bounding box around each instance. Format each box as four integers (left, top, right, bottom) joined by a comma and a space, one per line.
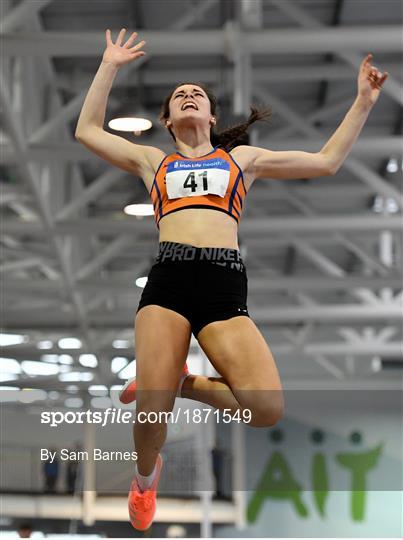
103, 28, 146, 68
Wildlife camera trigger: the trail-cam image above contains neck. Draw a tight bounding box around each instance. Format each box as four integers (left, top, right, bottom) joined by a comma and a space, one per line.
174, 125, 213, 157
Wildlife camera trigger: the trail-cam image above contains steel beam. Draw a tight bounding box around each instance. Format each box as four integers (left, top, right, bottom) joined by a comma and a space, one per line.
270, 188, 391, 276
74, 237, 137, 282
283, 380, 403, 390
334, 234, 392, 276
270, 0, 403, 105
0, 258, 43, 273
27, 0, 218, 144
292, 239, 346, 277
254, 88, 403, 207
56, 63, 400, 92
2, 214, 402, 236
55, 169, 125, 221
3, 303, 402, 326
313, 354, 345, 380
3, 135, 401, 166
0, 76, 92, 337
250, 304, 402, 323
2, 26, 402, 57
0, 0, 53, 33
4, 275, 402, 296
4, 339, 402, 360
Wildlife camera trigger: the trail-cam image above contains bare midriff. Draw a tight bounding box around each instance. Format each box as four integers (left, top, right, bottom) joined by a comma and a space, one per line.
158, 208, 240, 249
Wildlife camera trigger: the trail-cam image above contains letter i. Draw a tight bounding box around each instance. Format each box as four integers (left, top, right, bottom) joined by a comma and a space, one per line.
310, 430, 329, 518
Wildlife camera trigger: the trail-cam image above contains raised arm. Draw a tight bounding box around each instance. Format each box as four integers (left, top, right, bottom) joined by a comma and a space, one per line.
243, 53, 388, 181
75, 29, 165, 179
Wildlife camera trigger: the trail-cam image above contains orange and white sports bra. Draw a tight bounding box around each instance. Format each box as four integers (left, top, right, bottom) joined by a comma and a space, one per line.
149, 147, 247, 229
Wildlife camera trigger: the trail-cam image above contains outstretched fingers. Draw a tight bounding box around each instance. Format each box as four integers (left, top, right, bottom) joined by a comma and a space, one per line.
371, 71, 388, 89
123, 31, 138, 49
361, 53, 388, 89
105, 29, 112, 46
105, 28, 144, 53
368, 66, 388, 88
361, 52, 373, 69
379, 72, 389, 86
129, 40, 146, 53
115, 28, 127, 46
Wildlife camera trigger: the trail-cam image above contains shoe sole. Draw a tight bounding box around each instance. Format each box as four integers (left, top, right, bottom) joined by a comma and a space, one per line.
118, 376, 136, 404
128, 454, 163, 530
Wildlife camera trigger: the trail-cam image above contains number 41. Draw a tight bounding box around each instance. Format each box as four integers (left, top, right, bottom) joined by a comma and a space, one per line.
183, 171, 208, 192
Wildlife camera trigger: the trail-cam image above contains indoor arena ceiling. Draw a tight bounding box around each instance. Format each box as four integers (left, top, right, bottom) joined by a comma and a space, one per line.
1, 0, 402, 396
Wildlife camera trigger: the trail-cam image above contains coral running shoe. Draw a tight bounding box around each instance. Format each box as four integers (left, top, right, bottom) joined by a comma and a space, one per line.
128, 454, 163, 531
119, 363, 189, 404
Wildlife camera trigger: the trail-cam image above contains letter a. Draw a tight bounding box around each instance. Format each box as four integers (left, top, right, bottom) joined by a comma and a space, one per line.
247, 451, 309, 523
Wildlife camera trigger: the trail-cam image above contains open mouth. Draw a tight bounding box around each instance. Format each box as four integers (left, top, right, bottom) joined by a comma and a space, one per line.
181, 102, 198, 111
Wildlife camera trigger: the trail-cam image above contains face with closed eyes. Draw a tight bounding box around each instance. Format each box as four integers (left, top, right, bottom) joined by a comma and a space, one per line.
166, 84, 216, 134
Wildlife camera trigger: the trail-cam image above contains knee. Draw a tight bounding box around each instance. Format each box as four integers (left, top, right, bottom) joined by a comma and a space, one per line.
136, 391, 175, 418
247, 391, 284, 427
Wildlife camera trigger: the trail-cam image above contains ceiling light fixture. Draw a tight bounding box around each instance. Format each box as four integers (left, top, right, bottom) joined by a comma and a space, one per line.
124, 203, 154, 216
108, 117, 152, 136
79, 354, 98, 368
37, 340, 53, 350
118, 360, 136, 380
58, 337, 82, 349
135, 276, 148, 288
112, 339, 131, 349
111, 357, 129, 373
386, 157, 398, 173
0, 333, 27, 346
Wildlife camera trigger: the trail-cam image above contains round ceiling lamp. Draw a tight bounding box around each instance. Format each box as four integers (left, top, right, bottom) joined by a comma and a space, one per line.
108, 117, 152, 136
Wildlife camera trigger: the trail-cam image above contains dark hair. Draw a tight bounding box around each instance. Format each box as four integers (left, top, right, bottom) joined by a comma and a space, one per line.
159, 81, 272, 151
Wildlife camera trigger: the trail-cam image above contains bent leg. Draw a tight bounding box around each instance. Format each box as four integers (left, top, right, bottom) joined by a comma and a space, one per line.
134, 305, 191, 475
181, 374, 241, 413
196, 316, 284, 427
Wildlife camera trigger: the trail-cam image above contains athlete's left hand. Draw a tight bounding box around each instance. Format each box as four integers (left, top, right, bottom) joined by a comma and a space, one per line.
357, 53, 388, 106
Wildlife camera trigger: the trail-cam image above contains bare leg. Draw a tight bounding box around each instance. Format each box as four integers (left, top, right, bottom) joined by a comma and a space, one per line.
193, 316, 284, 427
133, 305, 191, 475
134, 392, 175, 476
181, 375, 242, 413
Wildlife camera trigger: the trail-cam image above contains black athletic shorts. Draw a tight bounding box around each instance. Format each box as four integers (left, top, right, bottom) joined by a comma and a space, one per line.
136, 241, 250, 338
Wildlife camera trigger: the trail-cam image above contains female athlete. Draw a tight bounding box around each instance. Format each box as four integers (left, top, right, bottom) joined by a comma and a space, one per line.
75, 29, 388, 531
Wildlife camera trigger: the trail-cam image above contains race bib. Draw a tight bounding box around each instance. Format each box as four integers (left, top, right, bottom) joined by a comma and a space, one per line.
166, 158, 230, 199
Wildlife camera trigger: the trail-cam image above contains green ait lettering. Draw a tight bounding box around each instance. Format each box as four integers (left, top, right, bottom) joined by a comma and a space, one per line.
312, 453, 328, 518
247, 444, 383, 523
247, 451, 308, 523
336, 444, 382, 521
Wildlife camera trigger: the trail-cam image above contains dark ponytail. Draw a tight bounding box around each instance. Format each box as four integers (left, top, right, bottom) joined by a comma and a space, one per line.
211, 106, 272, 151
160, 82, 272, 151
